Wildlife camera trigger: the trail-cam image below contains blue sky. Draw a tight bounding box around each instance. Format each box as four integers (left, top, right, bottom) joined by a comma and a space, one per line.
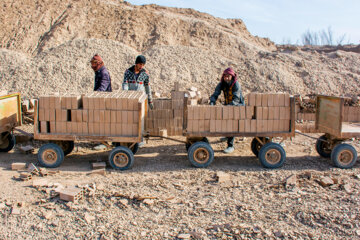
127, 0, 360, 44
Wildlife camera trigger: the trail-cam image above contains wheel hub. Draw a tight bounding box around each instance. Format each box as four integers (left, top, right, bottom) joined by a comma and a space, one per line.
265, 149, 281, 164
113, 152, 129, 167
338, 150, 353, 165
42, 149, 57, 164
193, 148, 209, 164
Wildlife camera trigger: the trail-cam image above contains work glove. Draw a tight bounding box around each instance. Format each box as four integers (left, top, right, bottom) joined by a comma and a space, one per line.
149, 102, 154, 110
210, 101, 215, 106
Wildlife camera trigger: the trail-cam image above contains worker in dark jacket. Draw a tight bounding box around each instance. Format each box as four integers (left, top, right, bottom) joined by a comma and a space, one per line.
123, 55, 153, 109
90, 54, 112, 92
210, 67, 245, 153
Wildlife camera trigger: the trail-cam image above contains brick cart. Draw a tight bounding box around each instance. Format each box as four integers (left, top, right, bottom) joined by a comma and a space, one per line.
34, 91, 147, 170
0, 93, 22, 152
314, 95, 359, 168
184, 93, 296, 169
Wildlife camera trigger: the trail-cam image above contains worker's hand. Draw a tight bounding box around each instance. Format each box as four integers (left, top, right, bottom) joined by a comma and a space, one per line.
149, 102, 154, 110
210, 101, 215, 105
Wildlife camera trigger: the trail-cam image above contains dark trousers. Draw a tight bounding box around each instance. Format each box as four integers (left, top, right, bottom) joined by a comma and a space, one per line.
227, 137, 235, 148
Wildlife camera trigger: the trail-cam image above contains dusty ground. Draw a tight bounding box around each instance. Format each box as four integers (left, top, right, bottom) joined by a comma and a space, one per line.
0, 126, 359, 239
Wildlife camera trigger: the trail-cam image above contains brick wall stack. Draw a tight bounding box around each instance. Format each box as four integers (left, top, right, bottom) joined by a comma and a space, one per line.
145, 88, 185, 136
187, 93, 291, 133
38, 91, 146, 136
343, 106, 360, 122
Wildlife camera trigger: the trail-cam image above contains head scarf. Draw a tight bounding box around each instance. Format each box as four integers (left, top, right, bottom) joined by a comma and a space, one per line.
221, 67, 237, 87
90, 54, 104, 71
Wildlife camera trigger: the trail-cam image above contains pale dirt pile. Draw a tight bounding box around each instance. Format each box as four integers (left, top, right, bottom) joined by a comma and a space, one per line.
1, 0, 360, 239
0, 0, 359, 98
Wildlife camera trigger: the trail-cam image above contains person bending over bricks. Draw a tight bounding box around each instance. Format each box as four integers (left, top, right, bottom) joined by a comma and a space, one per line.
210, 67, 245, 154
122, 55, 154, 110
90, 54, 112, 92
123, 55, 154, 147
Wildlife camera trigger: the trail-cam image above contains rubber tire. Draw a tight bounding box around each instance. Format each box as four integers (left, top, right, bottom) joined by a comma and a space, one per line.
315, 135, 331, 158
61, 141, 74, 156
188, 141, 214, 168
113, 143, 139, 155
186, 138, 209, 152
37, 143, 65, 168
258, 142, 286, 169
251, 137, 270, 157
108, 146, 134, 170
331, 143, 357, 169
0, 132, 16, 152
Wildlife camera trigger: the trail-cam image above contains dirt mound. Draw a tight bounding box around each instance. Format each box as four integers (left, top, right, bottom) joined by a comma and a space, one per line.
0, 0, 359, 99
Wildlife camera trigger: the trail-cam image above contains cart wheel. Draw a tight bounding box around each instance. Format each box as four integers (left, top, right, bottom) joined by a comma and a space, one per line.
331, 144, 357, 169
0, 132, 16, 152
186, 138, 208, 151
315, 135, 332, 158
38, 143, 64, 168
188, 141, 214, 168
251, 137, 270, 157
258, 142, 286, 168
109, 146, 134, 170
53, 141, 74, 156
113, 142, 139, 155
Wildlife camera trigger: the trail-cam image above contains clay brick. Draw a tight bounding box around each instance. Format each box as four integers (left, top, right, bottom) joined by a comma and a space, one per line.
247, 93, 256, 106
233, 106, 240, 120
50, 109, 56, 121
273, 94, 280, 106
40, 121, 48, 133
204, 107, 211, 120
246, 106, 254, 119
256, 107, 263, 120
239, 106, 246, 119
71, 122, 77, 133
210, 107, 216, 120
273, 120, 280, 132
267, 120, 274, 132
244, 120, 251, 133
44, 109, 50, 121
54, 96, 61, 109
193, 107, 200, 120
239, 120, 245, 132
133, 111, 139, 123
88, 110, 94, 123
204, 120, 210, 132
82, 122, 88, 134
262, 107, 269, 120
50, 121, 56, 133
88, 123, 94, 134
225, 120, 232, 132
280, 120, 290, 132
267, 94, 274, 107
39, 108, 45, 121
223, 107, 229, 120
81, 110, 88, 122
198, 120, 205, 132
99, 110, 105, 123
279, 107, 287, 120
127, 110, 134, 123
193, 120, 199, 132
187, 120, 194, 132
285, 107, 291, 120
284, 94, 290, 107
210, 120, 216, 132
49, 96, 55, 109
279, 94, 285, 106
268, 107, 274, 120
257, 120, 263, 132
254, 93, 262, 106
71, 96, 82, 109
12, 163, 27, 171
59, 188, 83, 203
228, 106, 234, 119
88, 96, 94, 109
273, 107, 280, 120
261, 94, 268, 107
94, 123, 100, 134
76, 110, 83, 122
250, 120, 257, 132
215, 120, 222, 132
232, 120, 239, 132
121, 111, 128, 123
216, 107, 222, 119
187, 107, 194, 120
94, 110, 100, 123
55, 109, 62, 121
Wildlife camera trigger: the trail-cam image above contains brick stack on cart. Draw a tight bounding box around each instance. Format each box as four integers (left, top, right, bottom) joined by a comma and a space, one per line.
35, 91, 147, 170
185, 93, 295, 169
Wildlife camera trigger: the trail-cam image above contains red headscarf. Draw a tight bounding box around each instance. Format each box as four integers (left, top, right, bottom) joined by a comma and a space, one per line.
90, 54, 104, 71
221, 67, 237, 87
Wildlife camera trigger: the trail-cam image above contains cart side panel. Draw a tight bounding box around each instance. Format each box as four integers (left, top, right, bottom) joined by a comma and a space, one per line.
0, 93, 22, 132
315, 95, 342, 136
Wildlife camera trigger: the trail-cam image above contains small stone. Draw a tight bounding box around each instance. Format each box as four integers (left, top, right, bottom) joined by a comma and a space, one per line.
140, 232, 147, 237
216, 172, 231, 183
177, 233, 191, 239
318, 177, 334, 187
84, 213, 95, 224
0, 203, 6, 209
190, 87, 198, 92
284, 174, 297, 190
44, 212, 53, 220
87, 169, 107, 176
274, 231, 283, 238
343, 184, 352, 194
355, 230, 360, 236
11, 207, 21, 215
119, 199, 128, 206
143, 199, 155, 205
51, 220, 59, 227
154, 92, 161, 98
32, 179, 49, 187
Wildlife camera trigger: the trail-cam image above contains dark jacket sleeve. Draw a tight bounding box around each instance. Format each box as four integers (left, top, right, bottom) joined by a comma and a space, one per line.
230, 82, 245, 106
210, 82, 222, 104
96, 70, 111, 91
122, 70, 129, 90
143, 73, 153, 103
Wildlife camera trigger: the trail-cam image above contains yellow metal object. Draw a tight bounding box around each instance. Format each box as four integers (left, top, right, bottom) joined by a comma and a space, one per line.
0, 93, 22, 133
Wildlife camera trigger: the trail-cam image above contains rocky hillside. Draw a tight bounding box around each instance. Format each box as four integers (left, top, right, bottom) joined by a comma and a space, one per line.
0, 0, 359, 98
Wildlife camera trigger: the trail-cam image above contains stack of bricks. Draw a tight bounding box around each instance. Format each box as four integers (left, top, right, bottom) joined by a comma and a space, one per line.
187, 93, 291, 133
38, 91, 146, 136
145, 83, 185, 136
343, 106, 360, 122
